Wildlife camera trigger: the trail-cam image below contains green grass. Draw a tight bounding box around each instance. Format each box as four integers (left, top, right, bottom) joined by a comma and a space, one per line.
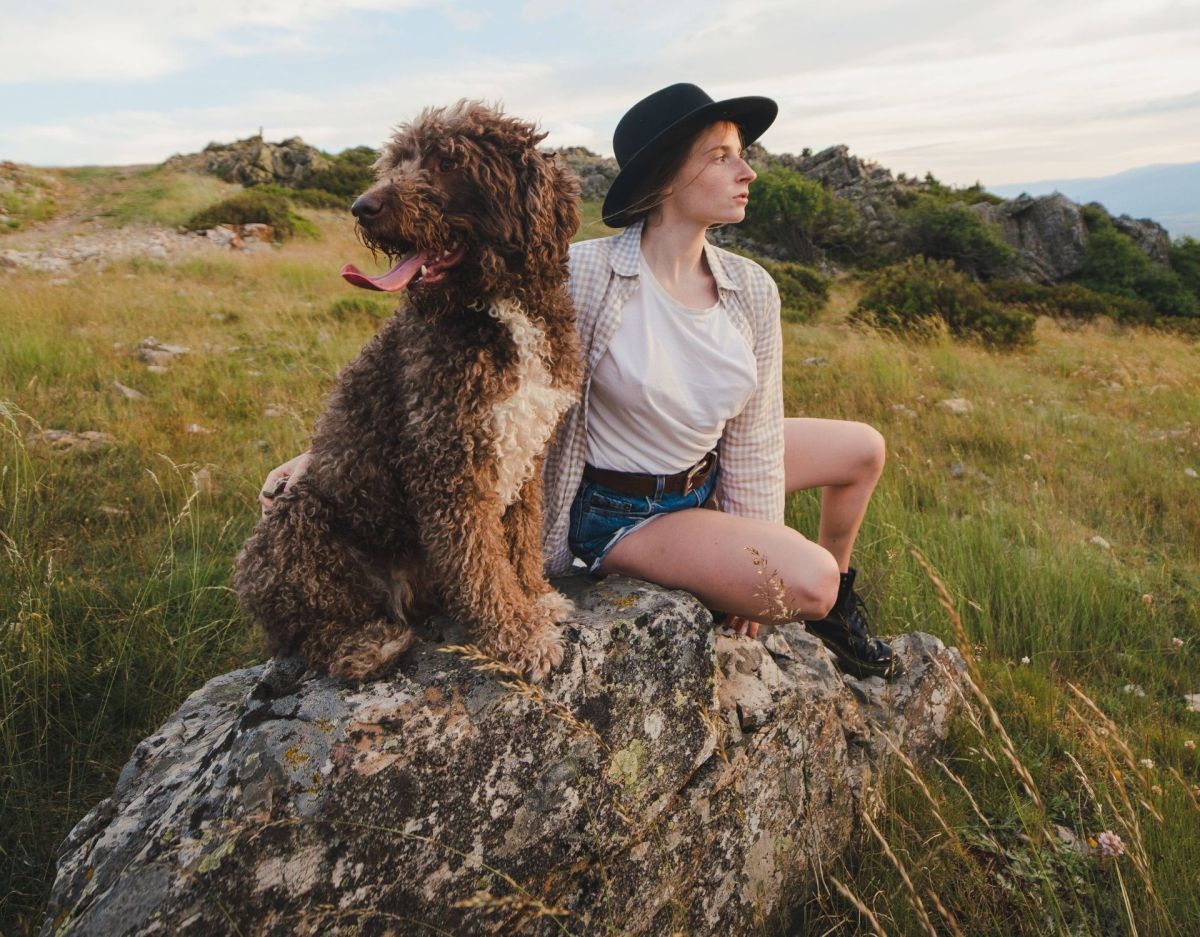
65, 164, 241, 228
783, 291, 1200, 933
0, 164, 63, 231
2, 195, 1199, 934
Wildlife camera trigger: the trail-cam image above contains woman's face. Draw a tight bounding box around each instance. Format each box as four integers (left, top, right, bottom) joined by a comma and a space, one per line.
662, 121, 757, 226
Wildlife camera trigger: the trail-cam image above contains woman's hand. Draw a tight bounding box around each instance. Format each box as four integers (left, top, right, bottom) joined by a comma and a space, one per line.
259, 450, 312, 516
726, 614, 761, 639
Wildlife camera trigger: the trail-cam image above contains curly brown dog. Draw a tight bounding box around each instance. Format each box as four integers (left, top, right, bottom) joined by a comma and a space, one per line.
232, 100, 582, 684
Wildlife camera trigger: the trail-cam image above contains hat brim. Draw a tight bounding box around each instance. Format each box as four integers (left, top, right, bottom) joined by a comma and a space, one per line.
601, 95, 778, 228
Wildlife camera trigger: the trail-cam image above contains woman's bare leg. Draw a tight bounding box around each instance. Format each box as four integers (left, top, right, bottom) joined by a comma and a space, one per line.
601, 509, 840, 624
600, 417, 885, 634
783, 418, 885, 571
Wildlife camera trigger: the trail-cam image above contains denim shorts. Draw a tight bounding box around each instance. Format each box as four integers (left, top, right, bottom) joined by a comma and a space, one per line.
568, 462, 720, 576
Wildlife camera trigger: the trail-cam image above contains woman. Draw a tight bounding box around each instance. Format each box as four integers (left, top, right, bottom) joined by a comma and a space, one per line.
261, 83, 897, 679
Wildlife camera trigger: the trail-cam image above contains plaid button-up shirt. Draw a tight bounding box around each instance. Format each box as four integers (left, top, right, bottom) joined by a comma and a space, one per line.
541, 219, 785, 575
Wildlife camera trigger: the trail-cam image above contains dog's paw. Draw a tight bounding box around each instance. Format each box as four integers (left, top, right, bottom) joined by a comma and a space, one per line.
536, 590, 576, 624
508, 623, 565, 684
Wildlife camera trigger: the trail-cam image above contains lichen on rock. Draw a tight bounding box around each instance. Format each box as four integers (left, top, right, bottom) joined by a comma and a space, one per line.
42, 575, 965, 937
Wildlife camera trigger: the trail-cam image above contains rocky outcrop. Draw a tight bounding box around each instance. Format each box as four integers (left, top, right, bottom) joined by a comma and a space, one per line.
969, 193, 1090, 283
552, 147, 619, 202
759, 144, 922, 250
165, 135, 331, 188
1108, 210, 1172, 266
43, 575, 964, 937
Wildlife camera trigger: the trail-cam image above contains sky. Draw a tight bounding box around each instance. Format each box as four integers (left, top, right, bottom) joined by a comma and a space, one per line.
1, 0, 1198, 187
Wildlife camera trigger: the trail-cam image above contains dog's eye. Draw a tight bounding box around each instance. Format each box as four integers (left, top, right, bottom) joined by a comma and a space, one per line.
437, 156, 457, 172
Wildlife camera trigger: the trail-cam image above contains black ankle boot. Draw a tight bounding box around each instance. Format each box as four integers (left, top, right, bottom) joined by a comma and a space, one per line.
804, 568, 900, 680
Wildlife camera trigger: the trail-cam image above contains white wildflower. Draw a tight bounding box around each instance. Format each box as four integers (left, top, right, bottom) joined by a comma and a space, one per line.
1095, 831, 1126, 857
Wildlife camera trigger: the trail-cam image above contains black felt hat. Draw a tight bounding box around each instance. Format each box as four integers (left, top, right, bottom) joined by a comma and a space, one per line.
601, 82, 778, 228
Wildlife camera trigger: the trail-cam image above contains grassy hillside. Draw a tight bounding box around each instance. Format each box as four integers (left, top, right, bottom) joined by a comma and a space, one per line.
2, 171, 1198, 935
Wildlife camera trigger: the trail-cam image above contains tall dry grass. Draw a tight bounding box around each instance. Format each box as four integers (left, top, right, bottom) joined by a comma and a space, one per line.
2, 181, 1198, 933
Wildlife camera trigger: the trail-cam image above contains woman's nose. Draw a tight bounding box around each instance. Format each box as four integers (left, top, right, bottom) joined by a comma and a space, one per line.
738, 159, 756, 183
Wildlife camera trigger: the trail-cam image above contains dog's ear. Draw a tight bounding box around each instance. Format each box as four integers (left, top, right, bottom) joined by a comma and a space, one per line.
519, 149, 581, 272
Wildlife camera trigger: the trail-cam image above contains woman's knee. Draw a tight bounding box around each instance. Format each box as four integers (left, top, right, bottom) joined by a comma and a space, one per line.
756, 531, 840, 620
855, 422, 886, 481
789, 554, 840, 619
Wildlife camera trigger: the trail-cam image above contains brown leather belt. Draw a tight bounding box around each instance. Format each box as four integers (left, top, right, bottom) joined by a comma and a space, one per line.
583, 449, 717, 497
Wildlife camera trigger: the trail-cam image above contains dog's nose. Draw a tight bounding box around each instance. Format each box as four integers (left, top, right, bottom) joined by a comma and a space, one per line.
351, 194, 383, 219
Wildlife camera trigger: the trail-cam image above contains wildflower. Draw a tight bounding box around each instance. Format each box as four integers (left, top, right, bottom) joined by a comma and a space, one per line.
1185, 740, 1196, 750
1096, 831, 1126, 857
1140, 594, 1154, 607
1122, 684, 1146, 697
1138, 758, 1155, 770
1020, 656, 1030, 665
1173, 637, 1184, 649
1151, 784, 1163, 795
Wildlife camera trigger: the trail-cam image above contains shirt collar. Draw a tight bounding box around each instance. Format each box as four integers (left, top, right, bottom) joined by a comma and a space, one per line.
607, 218, 740, 292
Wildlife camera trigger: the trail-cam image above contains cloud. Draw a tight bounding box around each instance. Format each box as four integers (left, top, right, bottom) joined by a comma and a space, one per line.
1113, 89, 1200, 117
0, 59, 618, 164
0, 0, 432, 82
2, 0, 1199, 185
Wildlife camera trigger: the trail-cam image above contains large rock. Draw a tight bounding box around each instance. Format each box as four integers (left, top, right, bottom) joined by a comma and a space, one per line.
165, 135, 331, 187
970, 193, 1090, 283
1108, 210, 1172, 266
42, 576, 965, 937
758, 144, 918, 253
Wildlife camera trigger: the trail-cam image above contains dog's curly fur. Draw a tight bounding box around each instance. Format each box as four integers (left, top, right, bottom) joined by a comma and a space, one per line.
233, 101, 583, 684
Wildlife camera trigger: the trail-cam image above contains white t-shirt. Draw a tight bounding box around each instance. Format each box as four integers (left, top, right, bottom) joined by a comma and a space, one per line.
585, 251, 759, 474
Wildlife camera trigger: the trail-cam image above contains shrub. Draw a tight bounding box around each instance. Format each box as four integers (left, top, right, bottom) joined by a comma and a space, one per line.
982, 278, 1054, 308
758, 258, 830, 323
897, 195, 1016, 279
300, 146, 378, 200
984, 279, 1157, 323
1169, 236, 1200, 302
910, 172, 1005, 206
852, 255, 1035, 349
184, 190, 297, 239
289, 187, 351, 210
1077, 221, 1199, 318
1080, 203, 1110, 232
1050, 283, 1157, 323
742, 166, 869, 265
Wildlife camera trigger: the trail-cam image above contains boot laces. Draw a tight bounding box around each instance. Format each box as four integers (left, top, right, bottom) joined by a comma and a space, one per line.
842, 591, 890, 660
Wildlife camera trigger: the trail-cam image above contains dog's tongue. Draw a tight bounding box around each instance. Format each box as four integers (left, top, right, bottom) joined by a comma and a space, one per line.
340, 251, 430, 291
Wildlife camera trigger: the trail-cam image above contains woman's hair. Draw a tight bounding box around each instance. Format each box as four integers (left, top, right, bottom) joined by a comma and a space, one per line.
622, 119, 745, 227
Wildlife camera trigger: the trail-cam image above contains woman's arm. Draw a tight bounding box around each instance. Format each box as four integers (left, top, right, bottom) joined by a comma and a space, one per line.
715, 270, 785, 524
258, 450, 312, 515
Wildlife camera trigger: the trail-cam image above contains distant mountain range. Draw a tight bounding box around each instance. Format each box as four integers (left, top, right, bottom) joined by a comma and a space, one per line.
986, 162, 1200, 241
